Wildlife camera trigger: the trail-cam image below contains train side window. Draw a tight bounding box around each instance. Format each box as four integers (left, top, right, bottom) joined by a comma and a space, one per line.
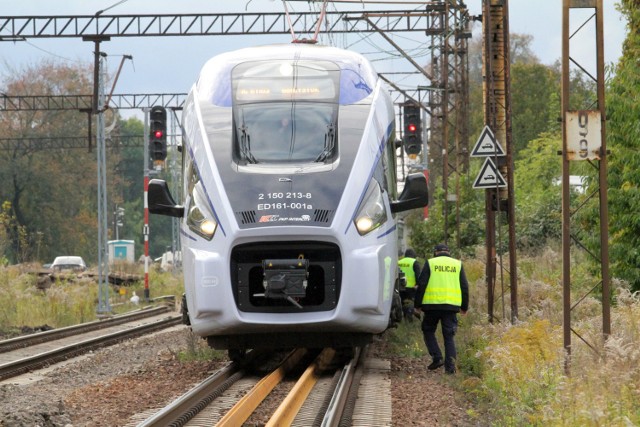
384, 130, 398, 200
373, 156, 388, 193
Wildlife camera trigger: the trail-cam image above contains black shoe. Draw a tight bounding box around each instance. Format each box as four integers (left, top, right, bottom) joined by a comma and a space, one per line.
445, 367, 456, 374
427, 359, 444, 370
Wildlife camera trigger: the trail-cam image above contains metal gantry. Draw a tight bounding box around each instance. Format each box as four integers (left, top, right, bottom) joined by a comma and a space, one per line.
0, 10, 440, 39
0, 135, 145, 150
0, 93, 187, 112
423, 1, 471, 250
0, 93, 186, 151
561, 0, 610, 373
0, 93, 185, 152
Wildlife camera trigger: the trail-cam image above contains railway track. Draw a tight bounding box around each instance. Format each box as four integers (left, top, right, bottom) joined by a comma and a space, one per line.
0, 304, 182, 382
129, 345, 391, 427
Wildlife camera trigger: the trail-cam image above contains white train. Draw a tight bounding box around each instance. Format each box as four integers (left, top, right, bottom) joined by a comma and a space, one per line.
149, 43, 428, 359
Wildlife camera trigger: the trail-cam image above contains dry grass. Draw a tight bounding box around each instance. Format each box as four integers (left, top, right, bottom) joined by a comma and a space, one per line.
2, 250, 640, 424
458, 248, 640, 426
0, 263, 184, 334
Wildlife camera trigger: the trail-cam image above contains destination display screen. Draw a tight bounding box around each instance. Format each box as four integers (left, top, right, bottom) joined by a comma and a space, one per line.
233, 60, 340, 103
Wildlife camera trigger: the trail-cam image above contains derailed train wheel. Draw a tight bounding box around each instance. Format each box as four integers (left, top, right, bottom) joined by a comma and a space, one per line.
228, 348, 248, 363
389, 288, 403, 328
180, 293, 190, 325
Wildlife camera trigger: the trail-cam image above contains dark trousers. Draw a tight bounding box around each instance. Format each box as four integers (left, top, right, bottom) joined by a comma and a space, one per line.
421, 310, 458, 370
399, 287, 416, 320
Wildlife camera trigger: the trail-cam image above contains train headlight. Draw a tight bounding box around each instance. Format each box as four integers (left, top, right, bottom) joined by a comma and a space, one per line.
187, 182, 217, 240
354, 179, 387, 236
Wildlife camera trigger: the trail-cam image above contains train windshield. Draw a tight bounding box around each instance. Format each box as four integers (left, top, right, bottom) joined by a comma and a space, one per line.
231, 59, 340, 164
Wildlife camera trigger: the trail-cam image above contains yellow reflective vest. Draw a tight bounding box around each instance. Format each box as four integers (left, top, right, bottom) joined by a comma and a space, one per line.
422, 256, 462, 306
398, 257, 417, 288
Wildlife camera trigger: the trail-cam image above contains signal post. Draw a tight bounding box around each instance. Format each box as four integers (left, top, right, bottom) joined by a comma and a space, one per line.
144, 106, 168, 301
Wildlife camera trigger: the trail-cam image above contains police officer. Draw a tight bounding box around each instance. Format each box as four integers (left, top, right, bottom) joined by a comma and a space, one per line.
414, 243, 469, 374
398, 248, 421, 322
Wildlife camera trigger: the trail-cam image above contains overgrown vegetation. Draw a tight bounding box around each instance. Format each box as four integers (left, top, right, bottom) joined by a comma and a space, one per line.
0, 261, 224, 362
0, 62, 176, 266
178, 329, 226, 362
601, 0, 640, 290
0, 1, 637, 424
385, 249, 640, 425
0, 264, 183, 337
393, 3, 640, 422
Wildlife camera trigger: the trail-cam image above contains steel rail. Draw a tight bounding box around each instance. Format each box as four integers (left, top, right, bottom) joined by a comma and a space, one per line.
0, 315, 181, 381
137, 346, 367, 426
321, 346, 363, 427
0, 306, 170, 353
137, 361, 244, 427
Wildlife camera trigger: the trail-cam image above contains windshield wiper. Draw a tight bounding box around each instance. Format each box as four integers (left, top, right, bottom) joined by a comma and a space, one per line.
239, 125, 258, 164
314, 123, 335, 162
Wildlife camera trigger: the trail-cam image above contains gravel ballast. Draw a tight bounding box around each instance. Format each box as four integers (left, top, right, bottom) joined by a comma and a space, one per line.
0, 326, 478, 426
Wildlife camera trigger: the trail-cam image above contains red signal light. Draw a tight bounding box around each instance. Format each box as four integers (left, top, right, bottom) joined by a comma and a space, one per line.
408, 123, 417, 133
154, 130, 164, 139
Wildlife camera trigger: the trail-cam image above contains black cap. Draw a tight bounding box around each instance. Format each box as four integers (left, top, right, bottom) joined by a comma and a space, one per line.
434, 243, 450, 254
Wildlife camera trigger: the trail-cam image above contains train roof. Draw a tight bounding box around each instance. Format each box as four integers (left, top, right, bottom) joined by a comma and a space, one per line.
195, 43, 379, 106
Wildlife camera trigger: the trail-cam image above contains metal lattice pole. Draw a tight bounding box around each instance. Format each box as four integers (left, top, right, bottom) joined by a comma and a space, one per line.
143, 108, 151, 301
170, 110, 181, 272
96, 49, 111, 314
561, 0, 610, 374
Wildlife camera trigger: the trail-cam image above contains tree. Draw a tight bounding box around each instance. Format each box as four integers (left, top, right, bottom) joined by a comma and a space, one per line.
0, 60, 121, 264
510, 62, 557, 155
513, 132, 563, 251
602, 0, 640, 290
113, 116, 176, 261
408, 169, 485, 259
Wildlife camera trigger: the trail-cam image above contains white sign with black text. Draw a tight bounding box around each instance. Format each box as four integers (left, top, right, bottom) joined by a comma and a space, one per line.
565, 110, 602, 161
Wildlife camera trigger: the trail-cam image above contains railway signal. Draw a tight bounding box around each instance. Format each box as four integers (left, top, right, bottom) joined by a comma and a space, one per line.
149, 106, 167, 162
402, 103, 422, 159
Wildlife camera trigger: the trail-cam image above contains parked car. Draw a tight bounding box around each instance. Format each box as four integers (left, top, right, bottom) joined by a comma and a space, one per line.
51, 256, 87, 273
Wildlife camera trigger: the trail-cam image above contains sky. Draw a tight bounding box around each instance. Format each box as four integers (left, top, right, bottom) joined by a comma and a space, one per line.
0, 1, 628, 120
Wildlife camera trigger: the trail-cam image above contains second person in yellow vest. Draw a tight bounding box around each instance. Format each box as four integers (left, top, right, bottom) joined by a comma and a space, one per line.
398, 248, 422, 322
413, 243, 469, 374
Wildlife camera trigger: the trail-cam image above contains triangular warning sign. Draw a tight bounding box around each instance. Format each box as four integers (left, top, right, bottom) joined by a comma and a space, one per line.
473, 158, 507, 189
471, 126, 506, 157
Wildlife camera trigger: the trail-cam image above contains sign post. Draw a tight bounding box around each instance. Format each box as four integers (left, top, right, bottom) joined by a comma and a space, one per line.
471, 125, 506, 190
473, 158, 507, 189
470, 126, 505, 158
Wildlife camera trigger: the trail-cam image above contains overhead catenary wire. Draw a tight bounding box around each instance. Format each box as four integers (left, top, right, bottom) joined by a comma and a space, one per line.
94, 0, 129, 16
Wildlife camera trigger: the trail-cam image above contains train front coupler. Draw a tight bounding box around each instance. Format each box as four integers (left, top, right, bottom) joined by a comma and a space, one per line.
255, 258, 309, 309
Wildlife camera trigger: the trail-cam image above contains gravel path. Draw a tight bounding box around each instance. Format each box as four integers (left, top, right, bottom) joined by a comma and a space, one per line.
0, 326, 479, 426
